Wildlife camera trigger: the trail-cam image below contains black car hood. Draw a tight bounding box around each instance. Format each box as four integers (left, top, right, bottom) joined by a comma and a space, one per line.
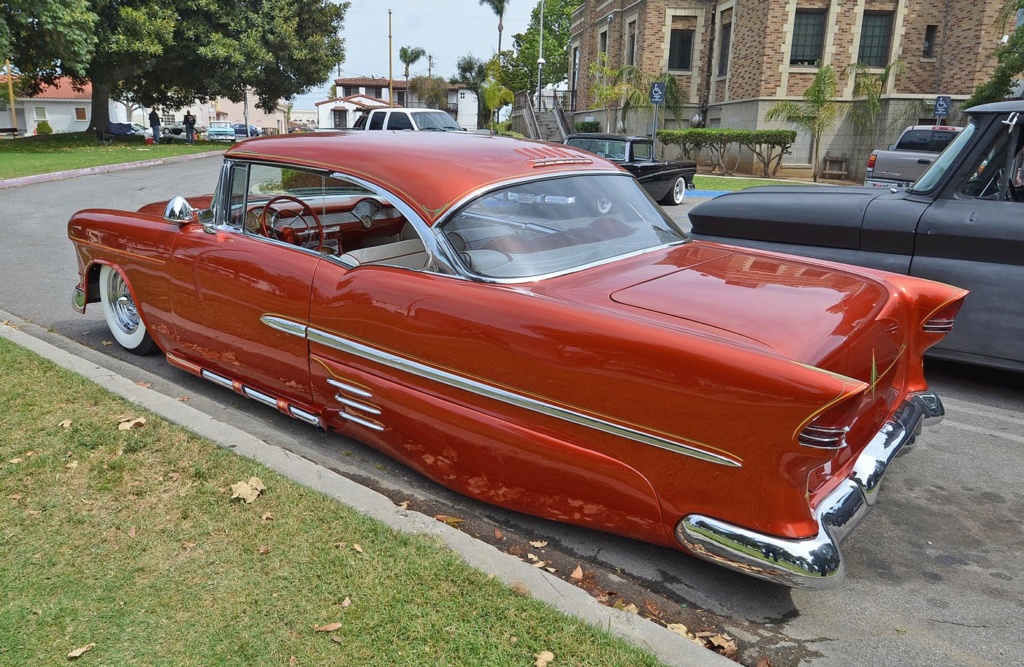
688, 185, 888, 249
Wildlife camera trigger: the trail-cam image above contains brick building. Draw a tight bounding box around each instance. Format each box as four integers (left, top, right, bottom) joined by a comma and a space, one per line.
568, 0, 1012, 178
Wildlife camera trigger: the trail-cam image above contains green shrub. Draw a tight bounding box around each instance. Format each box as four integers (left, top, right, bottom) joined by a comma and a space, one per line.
574, 121, 600, 133
35, 120, 53, 136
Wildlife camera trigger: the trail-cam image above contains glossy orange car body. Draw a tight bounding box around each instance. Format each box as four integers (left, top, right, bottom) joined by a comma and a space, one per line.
68, 132, 967, 586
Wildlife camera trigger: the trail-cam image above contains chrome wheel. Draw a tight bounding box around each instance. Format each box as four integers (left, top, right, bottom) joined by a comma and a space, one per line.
99, 264, 157, 354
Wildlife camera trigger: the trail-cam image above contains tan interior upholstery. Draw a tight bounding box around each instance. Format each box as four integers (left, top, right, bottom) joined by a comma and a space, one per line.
340, 238, 427, 269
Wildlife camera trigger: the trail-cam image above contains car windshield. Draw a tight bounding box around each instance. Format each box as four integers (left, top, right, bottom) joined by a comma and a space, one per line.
210, 121, 231, 129
413, 111, 463, 131
440, 174, 688, 280
911, 121, 978, 193
565, 138, 628, 161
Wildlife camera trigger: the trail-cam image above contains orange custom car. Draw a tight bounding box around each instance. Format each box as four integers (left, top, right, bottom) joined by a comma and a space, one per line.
68, 132, 967, 587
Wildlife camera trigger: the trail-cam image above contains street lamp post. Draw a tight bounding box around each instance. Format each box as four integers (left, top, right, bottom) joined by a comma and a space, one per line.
536, 0, 545, 113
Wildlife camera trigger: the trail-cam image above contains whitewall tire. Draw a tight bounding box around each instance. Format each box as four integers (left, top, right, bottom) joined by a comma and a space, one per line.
99, 264, 157, 354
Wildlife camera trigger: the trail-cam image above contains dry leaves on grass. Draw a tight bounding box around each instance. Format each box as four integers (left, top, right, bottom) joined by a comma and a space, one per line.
570, 565, 584, 580
534, 650, 555, 667
314, 622, 342, 633
67, 642, 95, 659
59, 419, 73, 429
229, 477, 265, 504
117, 416, 146, 431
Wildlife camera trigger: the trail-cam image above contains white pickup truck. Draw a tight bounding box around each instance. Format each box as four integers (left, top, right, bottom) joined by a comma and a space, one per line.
864, 125, 962, 188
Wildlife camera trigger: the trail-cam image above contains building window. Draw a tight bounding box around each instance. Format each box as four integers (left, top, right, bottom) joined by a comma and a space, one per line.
395, 89, 407, 106
33, 106, 47, 120
161, 112, 174, 125
668, 29, 694, 71
718, 23, 732, 76
790, 11, 825, 66
74, 107, 87, 121
626, 20, 637, 66
923, 24, 938, 58
598, 29, 608, 57
332, 109, 348, 128
369, 87, 383, 99
859, 12, 893, 67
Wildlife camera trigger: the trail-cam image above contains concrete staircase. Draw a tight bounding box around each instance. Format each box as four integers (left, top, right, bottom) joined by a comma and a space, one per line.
534, 111, 566, 142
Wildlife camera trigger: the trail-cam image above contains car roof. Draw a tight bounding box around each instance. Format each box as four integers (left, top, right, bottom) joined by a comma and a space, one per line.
965, 100, 1024, 115
225, 131, 622, 224
565, 133, 651, 142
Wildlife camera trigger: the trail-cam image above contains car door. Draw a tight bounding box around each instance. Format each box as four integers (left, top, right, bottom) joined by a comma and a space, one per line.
168, 162, 320, 401
912, 117, 1024, 366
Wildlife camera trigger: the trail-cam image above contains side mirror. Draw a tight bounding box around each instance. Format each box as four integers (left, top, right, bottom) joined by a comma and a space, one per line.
196, 208, 216, 234
164, 196, 195, 224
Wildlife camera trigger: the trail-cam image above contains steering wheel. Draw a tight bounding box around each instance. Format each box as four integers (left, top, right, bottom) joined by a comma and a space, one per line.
260, 195, 325, 251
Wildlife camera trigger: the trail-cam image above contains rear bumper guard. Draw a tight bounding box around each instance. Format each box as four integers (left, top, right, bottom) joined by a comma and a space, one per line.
676, 391, 943, 588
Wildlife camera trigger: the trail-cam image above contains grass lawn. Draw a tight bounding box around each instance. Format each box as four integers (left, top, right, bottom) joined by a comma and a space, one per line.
694, 174, 809, 190
0, 337, 666, 666
0, 132, 222, 180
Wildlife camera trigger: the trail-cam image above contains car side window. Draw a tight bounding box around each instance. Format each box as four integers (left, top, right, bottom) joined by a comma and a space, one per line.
226, 163, 249, 228
959, 128, 1016, 201
387, 113, 413, 130
368, 113, 385, 130
632, 142, 653, 161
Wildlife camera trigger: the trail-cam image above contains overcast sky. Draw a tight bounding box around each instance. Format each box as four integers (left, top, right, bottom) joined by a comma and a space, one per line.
292, 0, 536, 110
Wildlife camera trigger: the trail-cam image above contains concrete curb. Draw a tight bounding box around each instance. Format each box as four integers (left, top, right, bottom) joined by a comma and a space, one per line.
0, 150, 223, 190
0, 314, 734, 667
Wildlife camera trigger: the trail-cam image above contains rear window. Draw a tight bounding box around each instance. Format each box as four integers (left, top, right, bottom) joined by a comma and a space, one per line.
895, 129, 960, 152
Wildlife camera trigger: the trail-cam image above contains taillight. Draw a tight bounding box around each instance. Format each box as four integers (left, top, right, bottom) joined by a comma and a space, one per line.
866, 154, 876, 171
797, 391, 865, 450
922, 299, 964, 333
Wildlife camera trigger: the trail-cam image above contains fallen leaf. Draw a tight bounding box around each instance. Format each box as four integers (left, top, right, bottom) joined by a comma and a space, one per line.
434, 514, 464, 527
176, 396, 190, 402
643, 599, 662, 618
667, 623, 690, 638
135, 381, 152, 388
613, 600, 639, 614
545, 567, 557, 573
756, 659, 774, 667
397, 500, 410, 510
247, 477, 266, 492
8, 458, 22, 464
230, 479, 263, 504
117, 416, 146, 431
168, 472, 180, 482
494, 528, 504, 540
28, 510, 40, 516
314, 622, 341, 632
288, 657, 298, 666
258, 545, 270, 555
529, 540, 548, 548
534, 650, 555, 667
59, 419, 73, 429
182, 541, 197, 550
527, 553, 539, 561
261, 512, 274, 522
67, 643, 96, 659
710, 633, 738, 657
101, 340, 113, 346
128, 526, 136, 538
352, 544, 363, 553
334, 542, 347, 549
65, 461, 78, 470
10, 494, 22, 501
330, 635, 344, 644
25, 451, 35, 457
341, 597, 351, 608
531, 560, 547, 568
570, 565, 584, 580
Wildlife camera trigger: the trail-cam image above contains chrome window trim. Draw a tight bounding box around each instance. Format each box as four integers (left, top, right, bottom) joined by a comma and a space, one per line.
261, 314, 740, 468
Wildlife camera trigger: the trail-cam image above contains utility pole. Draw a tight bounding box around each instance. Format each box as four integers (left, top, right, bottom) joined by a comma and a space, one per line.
388, 9, 394, 106
5, 60, 16, 132
428, 55, 434, 77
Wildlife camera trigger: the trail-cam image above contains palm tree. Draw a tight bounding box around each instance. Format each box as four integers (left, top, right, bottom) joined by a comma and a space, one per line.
479, 0, 509, 55
399, 46, 427, 84
765, 65, 842, 182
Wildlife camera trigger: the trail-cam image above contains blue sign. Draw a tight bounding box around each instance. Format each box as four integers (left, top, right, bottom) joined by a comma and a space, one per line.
934, 95, 951, 118
650, 82, 666, 105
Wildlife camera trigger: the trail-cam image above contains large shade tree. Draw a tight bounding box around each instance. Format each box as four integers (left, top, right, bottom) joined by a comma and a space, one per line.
1, 0, 97, 88
5, 0, 348, 132
498, 0, 576, 95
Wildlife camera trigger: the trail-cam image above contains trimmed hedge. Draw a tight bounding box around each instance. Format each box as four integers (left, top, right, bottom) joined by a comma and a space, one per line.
574, 121, 600, 133
658, 128, 796, 177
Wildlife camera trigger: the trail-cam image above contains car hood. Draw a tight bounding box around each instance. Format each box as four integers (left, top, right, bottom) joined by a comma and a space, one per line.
688, 185, 888, 249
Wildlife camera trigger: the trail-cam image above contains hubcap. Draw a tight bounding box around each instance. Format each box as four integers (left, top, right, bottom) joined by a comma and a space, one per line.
674, 179, 685, 202
106, 270, 140, 334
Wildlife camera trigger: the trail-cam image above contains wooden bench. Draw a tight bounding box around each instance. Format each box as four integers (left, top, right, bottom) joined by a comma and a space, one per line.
0, 127, 18, 139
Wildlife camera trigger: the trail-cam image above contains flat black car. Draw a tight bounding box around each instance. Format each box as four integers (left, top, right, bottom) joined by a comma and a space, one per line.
233, 124, 261, 138
565, 133, 696, 205
688, 101, 1024, 372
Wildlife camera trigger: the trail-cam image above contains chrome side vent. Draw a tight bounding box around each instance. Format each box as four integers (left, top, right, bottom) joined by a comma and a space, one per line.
799, 425, 850, 449
327, 377, 385, 432
922, 318, 956, 333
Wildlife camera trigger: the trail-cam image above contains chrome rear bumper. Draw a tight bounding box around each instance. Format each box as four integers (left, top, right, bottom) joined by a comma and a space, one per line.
675, 391, 943, 588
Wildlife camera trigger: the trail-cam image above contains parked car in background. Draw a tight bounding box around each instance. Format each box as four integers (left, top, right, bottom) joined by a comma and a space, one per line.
864, 124, 962, 188
690, 100, 1023, 372
206, 121, 236, 142
564, 133, 696, 205
233, 123, 261, 138
130, 123, 153, 139
352, 108, 465, 132
68, 131, 965, 587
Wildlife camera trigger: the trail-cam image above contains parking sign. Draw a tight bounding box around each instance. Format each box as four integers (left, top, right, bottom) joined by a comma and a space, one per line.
650, 82, 666, 105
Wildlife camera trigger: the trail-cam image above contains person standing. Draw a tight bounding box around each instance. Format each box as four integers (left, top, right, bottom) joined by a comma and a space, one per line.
183, 110, 196, 144
148, 107, 161, 144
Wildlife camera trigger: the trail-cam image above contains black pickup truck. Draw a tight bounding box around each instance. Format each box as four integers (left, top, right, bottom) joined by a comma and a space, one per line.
689, 101, 1024, 372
